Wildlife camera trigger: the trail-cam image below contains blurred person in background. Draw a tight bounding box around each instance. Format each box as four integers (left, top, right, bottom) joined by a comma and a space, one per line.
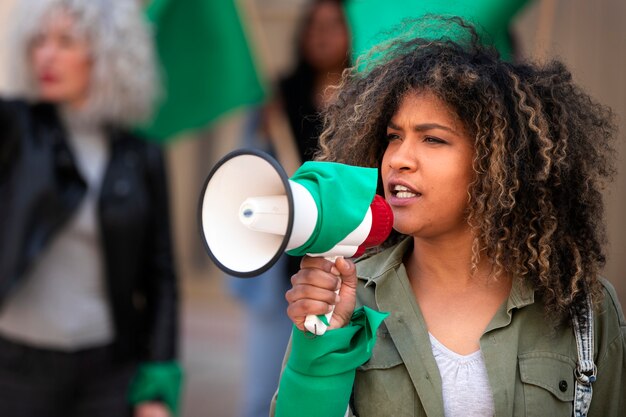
273, 0, 351, 165
0, 1, 180, 416
224, 1, 351, 417
268, 0, 352, 286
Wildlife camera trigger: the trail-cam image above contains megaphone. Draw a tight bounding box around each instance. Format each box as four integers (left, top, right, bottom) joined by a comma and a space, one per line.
198, 149, 393, 334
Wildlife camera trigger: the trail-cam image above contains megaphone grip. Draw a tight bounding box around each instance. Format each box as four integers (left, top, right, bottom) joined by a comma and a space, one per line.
304, 196, 393, 335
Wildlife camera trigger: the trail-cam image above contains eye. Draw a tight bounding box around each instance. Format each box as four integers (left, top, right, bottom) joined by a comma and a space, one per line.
386, 132, 401, 142
30, 33, 45, 48
424, 136, 446, 144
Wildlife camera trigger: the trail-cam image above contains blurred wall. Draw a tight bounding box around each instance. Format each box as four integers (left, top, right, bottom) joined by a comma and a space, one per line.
0, 0, 16, 88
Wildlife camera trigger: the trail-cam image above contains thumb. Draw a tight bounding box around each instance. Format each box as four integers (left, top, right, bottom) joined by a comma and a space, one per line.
335, 256, 357, 289
329, 257, 357, 329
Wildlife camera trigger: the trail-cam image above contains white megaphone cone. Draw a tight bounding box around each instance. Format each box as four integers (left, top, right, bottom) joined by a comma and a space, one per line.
199, 149, 393, 334
199, 149, 319, 277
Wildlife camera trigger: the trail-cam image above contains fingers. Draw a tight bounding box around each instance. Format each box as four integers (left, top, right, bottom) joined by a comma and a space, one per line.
335, 256, 356, 286
329, 257, 357, 329
134, 402, 170, 417
285, 255, 358, 332
286, 256, 340, 331
299, 255, 339, 275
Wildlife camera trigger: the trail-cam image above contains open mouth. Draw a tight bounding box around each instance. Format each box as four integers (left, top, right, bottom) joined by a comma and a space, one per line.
391, 184, 421, 199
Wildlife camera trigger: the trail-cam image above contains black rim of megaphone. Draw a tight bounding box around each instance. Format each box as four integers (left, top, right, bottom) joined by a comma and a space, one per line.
197, 148, 295, 278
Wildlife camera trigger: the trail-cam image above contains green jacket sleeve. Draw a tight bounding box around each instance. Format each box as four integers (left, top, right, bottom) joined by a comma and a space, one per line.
128, 361, 184, 416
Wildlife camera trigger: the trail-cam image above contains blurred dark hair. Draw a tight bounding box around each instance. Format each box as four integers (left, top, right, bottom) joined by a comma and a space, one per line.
293, 0, 350, 72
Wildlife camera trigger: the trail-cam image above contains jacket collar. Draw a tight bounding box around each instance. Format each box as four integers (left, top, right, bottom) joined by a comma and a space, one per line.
357, 236, 536, 312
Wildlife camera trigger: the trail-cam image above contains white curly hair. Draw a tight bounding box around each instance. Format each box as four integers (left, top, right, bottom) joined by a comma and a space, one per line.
7, 0, 158, 125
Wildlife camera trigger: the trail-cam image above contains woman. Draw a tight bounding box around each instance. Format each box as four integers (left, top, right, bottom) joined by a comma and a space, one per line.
228, 4, 351, 416
0, 1, 179, 416
272, 0, 351, 165
272, 19, 625, 416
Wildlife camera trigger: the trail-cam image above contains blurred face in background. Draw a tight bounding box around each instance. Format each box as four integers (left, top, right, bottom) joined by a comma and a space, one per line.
29, 9, 92, 108
302, 0, 350, 72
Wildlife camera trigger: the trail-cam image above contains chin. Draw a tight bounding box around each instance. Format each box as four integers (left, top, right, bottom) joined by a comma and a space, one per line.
38, 92, 65, 104
391, 223, 419, 237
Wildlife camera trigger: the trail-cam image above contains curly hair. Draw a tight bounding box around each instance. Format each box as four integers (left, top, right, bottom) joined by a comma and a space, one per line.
316, 18, 618, 321
7, 0, 158, 126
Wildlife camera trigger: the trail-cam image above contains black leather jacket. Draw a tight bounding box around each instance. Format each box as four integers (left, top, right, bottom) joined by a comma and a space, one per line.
0, 99, 178, 362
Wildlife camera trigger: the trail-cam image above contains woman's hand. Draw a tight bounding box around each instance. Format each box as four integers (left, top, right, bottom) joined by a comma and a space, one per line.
286, 256, 357, 332
134, 402, 171, 417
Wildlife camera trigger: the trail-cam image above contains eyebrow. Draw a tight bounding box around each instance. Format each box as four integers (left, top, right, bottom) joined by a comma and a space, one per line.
387, 121, 459, 136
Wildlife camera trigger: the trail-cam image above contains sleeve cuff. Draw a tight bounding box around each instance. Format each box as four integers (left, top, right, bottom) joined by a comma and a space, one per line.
128, 360, 184, 416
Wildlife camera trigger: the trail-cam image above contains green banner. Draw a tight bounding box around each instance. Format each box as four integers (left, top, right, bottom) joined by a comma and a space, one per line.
345, 0, 531, 64
143, 0, 266, 141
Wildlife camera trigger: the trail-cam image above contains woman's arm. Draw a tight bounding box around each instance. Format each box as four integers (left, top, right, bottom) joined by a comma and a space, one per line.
0, 100, 22, 183
143, 143, 179, 361
128, 143, 181, 416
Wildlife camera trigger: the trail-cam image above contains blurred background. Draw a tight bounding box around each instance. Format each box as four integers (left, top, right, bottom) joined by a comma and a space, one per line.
0, 0, 624, 416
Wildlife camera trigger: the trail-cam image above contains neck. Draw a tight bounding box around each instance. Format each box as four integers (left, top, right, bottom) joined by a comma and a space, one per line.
60, 103, 100, 132
407, 233, 495, 290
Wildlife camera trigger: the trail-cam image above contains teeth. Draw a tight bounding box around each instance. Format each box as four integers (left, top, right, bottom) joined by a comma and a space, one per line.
393, 184, 417, 198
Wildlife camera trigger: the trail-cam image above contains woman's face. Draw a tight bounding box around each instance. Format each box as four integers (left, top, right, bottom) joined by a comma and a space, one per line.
381, 91, 475, 241
302, 1, 349, 72
30, 10, 92, 108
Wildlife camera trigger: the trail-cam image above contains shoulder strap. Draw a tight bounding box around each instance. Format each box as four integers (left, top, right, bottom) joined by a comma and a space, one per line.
571, 294, 597, 417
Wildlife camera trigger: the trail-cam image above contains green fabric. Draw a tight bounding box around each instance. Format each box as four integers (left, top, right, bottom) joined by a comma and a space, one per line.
142, 0, 266, 140
275, 306, 389, 417
286, 162, 378, 256
128, 361, 183, 416
344, 0, 531, 64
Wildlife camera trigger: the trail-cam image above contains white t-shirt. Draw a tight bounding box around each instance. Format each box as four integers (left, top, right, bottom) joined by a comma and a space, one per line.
430, 333, 495, 417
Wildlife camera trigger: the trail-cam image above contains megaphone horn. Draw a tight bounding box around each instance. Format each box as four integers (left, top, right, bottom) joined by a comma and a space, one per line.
199, 149, 301, 277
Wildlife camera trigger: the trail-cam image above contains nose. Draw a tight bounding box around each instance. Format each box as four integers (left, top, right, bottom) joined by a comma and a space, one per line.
386, 140, 418, 172
33, 39, 58, 64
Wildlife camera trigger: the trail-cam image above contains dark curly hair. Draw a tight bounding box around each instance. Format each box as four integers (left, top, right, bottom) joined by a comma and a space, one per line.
315, 18, 617, 321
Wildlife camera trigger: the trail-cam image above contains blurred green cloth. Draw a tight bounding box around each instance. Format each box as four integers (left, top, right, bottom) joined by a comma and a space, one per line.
287, 162, 378, 256
128, 361, 183, 416
275, 306, 389, 417
142, 0, 266, 140
345, 0, 531, 63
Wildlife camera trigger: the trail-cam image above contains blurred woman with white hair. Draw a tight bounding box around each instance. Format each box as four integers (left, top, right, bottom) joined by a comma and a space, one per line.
0, 1, 180, 416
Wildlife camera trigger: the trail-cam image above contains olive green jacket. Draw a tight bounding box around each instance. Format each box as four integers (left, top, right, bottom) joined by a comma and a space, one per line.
271, 238, 626, 416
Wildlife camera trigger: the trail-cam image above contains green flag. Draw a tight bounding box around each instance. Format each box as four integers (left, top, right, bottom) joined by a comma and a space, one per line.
275, 306, 389, 417
143, 0, 266, 140
345, 0, 531, 64
286, 162, 379, 257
